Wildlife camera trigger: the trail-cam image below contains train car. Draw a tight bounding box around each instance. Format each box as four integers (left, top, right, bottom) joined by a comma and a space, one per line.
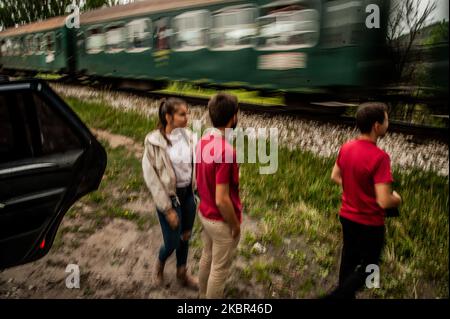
0, 16, 75, 75
0, 0, 392, 97
74, 0, 391, 94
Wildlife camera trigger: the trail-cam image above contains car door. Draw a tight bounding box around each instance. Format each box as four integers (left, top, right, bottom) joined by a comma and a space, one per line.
0, 79, 106, 269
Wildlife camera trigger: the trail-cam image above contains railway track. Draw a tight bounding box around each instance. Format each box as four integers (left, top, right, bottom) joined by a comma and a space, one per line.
125, 88, 449, 144
24, 75, 450, 144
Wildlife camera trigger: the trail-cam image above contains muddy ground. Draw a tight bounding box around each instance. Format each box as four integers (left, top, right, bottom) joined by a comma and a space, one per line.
0, 129, 274, 299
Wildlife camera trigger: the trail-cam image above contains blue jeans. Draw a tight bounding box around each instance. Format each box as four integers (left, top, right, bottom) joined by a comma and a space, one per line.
156, 185, 197, 267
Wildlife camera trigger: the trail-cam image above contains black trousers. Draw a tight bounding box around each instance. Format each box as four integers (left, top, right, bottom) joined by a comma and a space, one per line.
330, 216, 385, 299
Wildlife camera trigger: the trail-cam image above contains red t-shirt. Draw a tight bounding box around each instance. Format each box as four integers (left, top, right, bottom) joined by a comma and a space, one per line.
195, 132, 242, 223
337, 139, 394, 226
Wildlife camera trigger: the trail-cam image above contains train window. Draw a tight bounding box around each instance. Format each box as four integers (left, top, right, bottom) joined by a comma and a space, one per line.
211, 5, 258, 50
322, 0, 365, 48
76, 31, 85, 52
86, 27, 105, 54
126, 18, 152, 52
7, 39, 14, 56
154, 17, 171, 51
21, 37, 28, 55
0, 39, 7, 56
256, 6, 320, 50
16, 38, 24, 55
105, 23, 126, 53
11, 39, 16, 56
30, 36, 37, 53
8, 39, 14, 56
11, 38, 19, 55
40, 36, 48, 53
19, 37, 25, 55
9, 39, 15, 55
55, 32, 63, 52
34, 34, 44, 54
172, 10, 210, 51
4, 39, 12, 56
24, 36, 34, 55
44, 33, 56, 53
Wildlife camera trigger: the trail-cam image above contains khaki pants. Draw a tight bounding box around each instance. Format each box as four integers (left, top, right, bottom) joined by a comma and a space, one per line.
198, 212, 240, 299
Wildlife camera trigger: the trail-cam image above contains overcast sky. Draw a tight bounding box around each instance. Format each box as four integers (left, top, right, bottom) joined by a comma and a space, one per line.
391, 0, 448, 36
420, 0, 449, 24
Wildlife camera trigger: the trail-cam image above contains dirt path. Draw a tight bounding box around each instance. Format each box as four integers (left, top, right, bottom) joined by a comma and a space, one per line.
0, 129, 265, 299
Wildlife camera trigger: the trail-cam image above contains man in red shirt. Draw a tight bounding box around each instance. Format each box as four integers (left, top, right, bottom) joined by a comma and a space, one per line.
196, 93, 241, 299
328, 102, 402, 298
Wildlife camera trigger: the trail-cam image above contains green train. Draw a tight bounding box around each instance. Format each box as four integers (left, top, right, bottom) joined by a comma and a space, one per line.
0, 0, 406, 98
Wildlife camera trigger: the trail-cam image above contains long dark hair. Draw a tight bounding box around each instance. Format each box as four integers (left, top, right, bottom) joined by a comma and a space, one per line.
158, 97, 186, 146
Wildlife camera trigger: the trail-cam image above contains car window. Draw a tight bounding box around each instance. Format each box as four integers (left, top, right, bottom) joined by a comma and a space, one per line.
0, 89, 82, 164
0, 92, 33, 163
32, 93, 82, 156
0, 94, 15, 161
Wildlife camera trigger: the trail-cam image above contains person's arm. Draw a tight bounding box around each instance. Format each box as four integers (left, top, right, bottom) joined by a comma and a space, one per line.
373, 153, 401, 209
216, 183, 240, 238
142, 142, 179, 229
374, 184, 402, 209
331, 162, 342, 186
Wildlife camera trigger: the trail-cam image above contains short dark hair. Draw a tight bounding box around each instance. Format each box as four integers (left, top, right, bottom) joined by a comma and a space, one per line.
208, 93, 239, 128
356, 102, 388, 133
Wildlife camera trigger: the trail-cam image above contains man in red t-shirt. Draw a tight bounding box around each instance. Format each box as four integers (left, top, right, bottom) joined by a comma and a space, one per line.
328, 102, 402, 299
196, 93, 241, 299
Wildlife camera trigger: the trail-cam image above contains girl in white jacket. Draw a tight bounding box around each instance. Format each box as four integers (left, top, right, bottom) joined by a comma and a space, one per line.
142, 98, 198, 289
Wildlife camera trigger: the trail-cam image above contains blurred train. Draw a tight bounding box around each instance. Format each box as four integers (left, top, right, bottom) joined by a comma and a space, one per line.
0, 0, 447, 102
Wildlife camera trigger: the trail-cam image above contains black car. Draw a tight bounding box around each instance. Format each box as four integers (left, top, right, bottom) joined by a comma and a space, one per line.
0, 77, 107, 270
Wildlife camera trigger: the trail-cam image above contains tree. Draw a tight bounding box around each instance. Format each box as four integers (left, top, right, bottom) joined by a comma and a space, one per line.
83, 0, 113, 11
387, 0, 437, 83
0, 0, 131, 29
423, 20, 449, 45
0, 0, 73, 29
80, 0, 132, 11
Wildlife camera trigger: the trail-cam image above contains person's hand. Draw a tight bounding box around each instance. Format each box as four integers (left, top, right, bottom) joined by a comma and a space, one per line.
231, 223, 240, 239
393, 191, 402, 205
166, 208, 179, 230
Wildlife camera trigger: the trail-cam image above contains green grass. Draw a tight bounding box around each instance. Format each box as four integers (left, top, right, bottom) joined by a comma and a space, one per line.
62, 95, 448, 298
239, 147, 449, 298
65, 97, 158, 142
156, 81, 285, 106
35, 73, 63, 80
87, 142, 157, 229
252, 260, 283, 284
